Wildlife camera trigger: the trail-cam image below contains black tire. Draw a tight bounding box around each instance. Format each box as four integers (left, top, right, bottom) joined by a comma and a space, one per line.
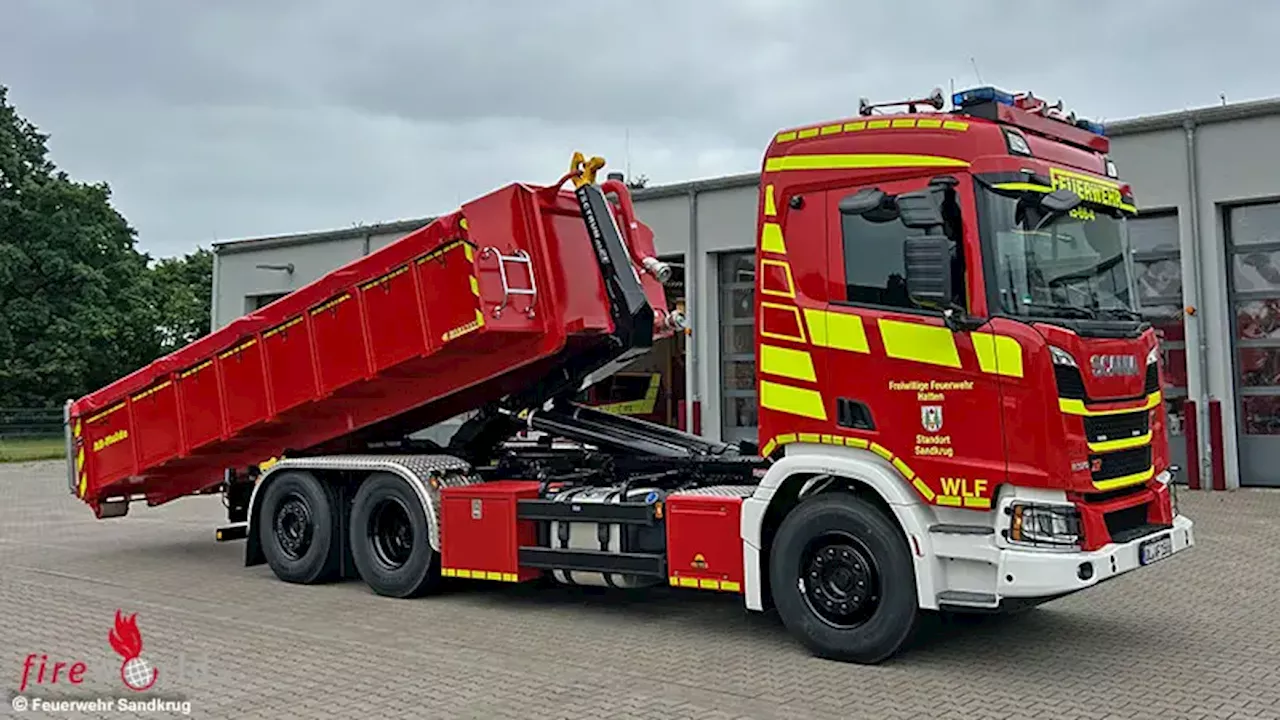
769, 492, 919, 663
258, 471, 339, 584
349, 472, 440, 598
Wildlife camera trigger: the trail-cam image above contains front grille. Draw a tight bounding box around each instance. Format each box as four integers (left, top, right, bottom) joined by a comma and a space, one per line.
1144, 363, 1159, 395
1083, 412, 1150, 444
1081, 484, 1148, 504
1103, 503, 1168, 544
1090, 445, 1152, 482
1054, 365, 1086, 400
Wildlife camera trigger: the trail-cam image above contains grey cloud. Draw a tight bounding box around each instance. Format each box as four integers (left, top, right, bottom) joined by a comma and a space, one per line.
1, 0, 1275, 256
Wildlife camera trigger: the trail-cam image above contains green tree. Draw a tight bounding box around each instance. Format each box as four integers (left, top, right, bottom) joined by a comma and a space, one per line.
0, 85, 161, 407
150, 247, 212, 354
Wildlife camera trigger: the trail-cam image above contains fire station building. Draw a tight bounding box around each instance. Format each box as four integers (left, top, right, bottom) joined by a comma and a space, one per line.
211, 97, 1280, 489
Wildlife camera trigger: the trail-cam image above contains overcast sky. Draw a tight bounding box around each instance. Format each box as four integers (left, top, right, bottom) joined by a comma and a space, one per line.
1, 1, 1275, 257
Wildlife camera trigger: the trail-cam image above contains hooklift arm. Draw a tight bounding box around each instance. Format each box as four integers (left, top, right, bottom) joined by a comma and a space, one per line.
448, 153, 662, 460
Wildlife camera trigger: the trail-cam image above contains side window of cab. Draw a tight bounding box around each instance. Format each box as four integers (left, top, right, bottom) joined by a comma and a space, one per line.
839, 184, 967, 312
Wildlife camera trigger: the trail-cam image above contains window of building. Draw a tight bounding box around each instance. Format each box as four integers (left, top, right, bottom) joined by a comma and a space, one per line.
1228, 202, 1280, 439
839, 186, 964, 310
1129, 211, 1187, 447
245, 292, 289, 313
719, 252, 757, 443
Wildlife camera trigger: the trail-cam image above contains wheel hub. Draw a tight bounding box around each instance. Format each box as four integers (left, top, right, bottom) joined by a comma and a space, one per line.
800, 533, 881, 628
369, 498, 414, 570
274, 495, 313, 560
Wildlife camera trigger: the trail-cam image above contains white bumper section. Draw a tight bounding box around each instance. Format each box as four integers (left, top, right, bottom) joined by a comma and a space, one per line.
997, 514, 1194, 599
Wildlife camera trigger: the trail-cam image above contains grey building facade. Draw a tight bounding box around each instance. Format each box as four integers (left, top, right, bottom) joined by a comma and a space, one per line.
211, 97, 1280, 488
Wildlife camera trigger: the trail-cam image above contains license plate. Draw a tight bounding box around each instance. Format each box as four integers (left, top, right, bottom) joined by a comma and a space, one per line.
1139, 534, 1173, 566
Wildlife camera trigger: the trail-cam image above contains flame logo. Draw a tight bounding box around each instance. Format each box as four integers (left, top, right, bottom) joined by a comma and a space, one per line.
109, 610, 158, 691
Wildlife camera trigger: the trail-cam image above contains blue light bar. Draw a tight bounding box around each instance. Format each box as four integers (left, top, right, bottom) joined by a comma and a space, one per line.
1075, 118, 1107, 136
952, 86, 1016, 108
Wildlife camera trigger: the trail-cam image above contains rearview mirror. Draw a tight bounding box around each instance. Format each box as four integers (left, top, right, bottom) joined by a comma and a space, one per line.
839, 188, 889, 216
1039, 188, 1082, 214
896, 190, 945, 229
903, 234, 952, 309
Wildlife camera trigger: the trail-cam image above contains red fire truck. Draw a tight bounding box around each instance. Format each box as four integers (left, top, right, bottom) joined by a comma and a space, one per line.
65, 86, 1194, 663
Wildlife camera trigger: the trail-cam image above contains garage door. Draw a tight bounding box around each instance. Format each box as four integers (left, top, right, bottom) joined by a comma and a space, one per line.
1228, 201, 1280, 486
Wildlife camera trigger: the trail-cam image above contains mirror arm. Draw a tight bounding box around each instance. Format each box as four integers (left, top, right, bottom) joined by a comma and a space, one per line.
943, 307, 987, 333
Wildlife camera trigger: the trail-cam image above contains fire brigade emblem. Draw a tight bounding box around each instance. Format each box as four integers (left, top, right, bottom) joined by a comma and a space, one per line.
921, 405, 943, 433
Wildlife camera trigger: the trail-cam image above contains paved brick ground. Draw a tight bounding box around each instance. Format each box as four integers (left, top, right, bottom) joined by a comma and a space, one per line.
1, 460, 1277, 719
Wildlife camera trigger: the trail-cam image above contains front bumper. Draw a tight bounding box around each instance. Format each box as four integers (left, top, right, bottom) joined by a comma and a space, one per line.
999, 514, 1194, 599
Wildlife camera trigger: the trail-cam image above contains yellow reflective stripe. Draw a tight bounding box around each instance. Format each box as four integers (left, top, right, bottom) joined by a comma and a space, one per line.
759, 302, 807, 343
869, 442, 893, 461
843, 121, 866, 132
820, 124, 842, 135
866, 119, 890, 129
937, 495, 962, 507
912, 478, 936, 501
1093, 466, 1156, 491
877, 320, 960, 368
760, 438, 778, 457
891, 456, 915, 479
993, 182, 1053, 193
963, 496, 992, 509
891, 119, 916, 128
469, 276, 480, 296
759, 345, 817, 382
804, 309, 870, 353
971, 332, 1024, 378
764, 184, 777, 216
73, 421, 83, 438
798, 128, 819, 139
1088, 432, 1153, 454
1060, 392, 1162, 416
916, 118, 943, 129
798, 432, 820, 443
759, 381, 827, 420
943, 121, 969, 131
764, 154, 970, 173
776, 131, 797, 143
761, 222, 787, 254
464, 244, 475, 262
759, 259, 796, 298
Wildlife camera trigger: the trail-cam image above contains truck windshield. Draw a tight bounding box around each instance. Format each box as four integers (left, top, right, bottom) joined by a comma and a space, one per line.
977, 186, 1137, 320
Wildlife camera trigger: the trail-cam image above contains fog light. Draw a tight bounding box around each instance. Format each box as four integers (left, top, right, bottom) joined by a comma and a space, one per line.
1077, 562, 1094, 581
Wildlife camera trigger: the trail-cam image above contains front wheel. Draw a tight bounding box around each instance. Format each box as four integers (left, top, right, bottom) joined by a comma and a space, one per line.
769, 492, 919, 663
349, 473, 440, 598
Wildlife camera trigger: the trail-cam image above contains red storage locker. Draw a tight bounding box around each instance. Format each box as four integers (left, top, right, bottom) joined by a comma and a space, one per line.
664, 491, 748, 593
439, 480, 542, 582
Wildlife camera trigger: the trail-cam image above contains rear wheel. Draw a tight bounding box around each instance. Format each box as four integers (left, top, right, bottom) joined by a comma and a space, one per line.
349, 472, 440, 598
769, 492, 918, 663
259, 471, 339, 584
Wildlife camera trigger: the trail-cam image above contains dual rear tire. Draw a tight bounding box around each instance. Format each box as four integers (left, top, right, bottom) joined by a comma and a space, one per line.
258, 471, 439, 597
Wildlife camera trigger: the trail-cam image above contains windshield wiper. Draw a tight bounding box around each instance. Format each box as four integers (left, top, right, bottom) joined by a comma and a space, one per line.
1094, 307, 1144, 322
1014, 302, 1097, 319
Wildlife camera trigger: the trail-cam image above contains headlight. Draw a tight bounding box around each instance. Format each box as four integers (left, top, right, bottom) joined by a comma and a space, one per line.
1147, 346, 1160, 367
1049, 345, 1078, 367
1006, 502, 1081, 548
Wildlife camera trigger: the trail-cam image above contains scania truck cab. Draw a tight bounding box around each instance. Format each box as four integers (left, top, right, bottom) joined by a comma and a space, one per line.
745, 86, 1192, 656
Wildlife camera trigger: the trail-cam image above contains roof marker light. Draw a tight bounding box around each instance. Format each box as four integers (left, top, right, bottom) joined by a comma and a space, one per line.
952, 86, 1016, 109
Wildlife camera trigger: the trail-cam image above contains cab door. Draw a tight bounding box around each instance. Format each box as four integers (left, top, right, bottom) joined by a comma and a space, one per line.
816, 177, 1007, 510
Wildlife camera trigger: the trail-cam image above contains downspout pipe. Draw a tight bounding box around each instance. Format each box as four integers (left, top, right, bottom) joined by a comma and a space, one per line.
685, 188, 699, 435
1183, 116, 1211, 489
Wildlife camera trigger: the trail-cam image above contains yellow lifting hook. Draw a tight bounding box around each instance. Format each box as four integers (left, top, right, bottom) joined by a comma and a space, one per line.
568, 151, 607, 189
